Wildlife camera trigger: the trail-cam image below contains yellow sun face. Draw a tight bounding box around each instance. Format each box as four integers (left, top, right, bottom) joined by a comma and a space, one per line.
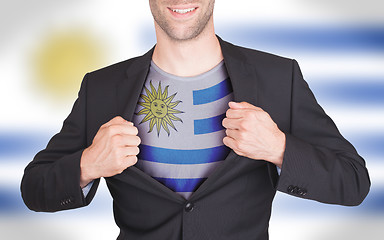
136, 81, 183, 136
151, 99, 168, 118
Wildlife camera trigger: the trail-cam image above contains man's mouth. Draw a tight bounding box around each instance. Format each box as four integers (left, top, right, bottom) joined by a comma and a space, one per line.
170, 7, 196, 14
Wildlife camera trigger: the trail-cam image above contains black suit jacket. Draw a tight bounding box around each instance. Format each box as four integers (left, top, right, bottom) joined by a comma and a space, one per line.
21, 37, 370, 240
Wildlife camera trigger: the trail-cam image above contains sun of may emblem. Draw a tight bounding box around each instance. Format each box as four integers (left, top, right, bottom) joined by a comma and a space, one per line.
136, 81, 183, 136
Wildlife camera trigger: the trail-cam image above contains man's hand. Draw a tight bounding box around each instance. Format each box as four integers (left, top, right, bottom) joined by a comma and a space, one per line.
80, 116, 141, 188
222, 102, 285, 168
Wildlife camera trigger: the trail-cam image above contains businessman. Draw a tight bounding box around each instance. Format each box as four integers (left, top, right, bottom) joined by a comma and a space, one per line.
21, 0, 370, 239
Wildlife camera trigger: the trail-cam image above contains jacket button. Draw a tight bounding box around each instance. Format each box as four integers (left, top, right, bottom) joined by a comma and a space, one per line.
298, 188, 307, 196
185, 202, 194, 212
287, 185, 295, 193
60, 197, 74, 206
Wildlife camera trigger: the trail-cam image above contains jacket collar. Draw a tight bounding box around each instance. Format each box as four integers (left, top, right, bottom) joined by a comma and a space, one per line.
117, 47, 154, 121
218, 36, 259, 105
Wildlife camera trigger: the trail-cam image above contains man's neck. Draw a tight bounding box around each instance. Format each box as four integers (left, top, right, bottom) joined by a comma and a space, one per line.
152, 25, 223, 77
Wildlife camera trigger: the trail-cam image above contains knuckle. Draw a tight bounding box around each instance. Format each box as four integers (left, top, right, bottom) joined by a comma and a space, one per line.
259, 111, 270, 121
134, 146, 140, 155
100, 123, 108, 129
237, 144, 245, 153
238, 131, 247, 140
223, 136, 229, 145
239, 120, 248, 130
222, 118, 227, 127
128, 146, 139, 155
265, 112, 272, 121
113, 116, 124, 122
259, 111, 267, 118
107, 125, 119, 135
111, 134, 120, 141
245, 111, 256, 120
111, 134, 122, 144
226, 109, 232, 118
235, 150, 245, 157
233, 141, 241, 151
116, 164, 125, 174
130, 136, 140, 146
135, 136, 141, 145
128, 156, 138, 165
132, 126, 139, 135
116, 158, 125, 169
127, 125, 138, 135
112, 148, 121, 159
244, 111, 252, 118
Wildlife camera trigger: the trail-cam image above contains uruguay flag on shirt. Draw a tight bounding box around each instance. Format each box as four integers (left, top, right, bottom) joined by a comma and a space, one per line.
133, 61, 233, 199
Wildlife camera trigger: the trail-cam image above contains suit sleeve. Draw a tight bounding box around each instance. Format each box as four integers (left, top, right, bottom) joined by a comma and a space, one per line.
21, 74, 100, 212
276, 60, 370, 206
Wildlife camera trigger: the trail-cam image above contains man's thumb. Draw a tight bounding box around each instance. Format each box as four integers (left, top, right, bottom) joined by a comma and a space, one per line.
228, 101, 258, 109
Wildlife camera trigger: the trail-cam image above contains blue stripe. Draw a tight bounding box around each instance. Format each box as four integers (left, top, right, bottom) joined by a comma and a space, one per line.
358, 188, 384, 212
217, 26, 384, 52
346, 135, 384, 159
0, 133, 50, 157
0, 189, 26, 212
194, 113, 226, 135
153, 177, 206, 192
193, 78, 232, 105
310, 80, 384, 104
138, 144, 230, 164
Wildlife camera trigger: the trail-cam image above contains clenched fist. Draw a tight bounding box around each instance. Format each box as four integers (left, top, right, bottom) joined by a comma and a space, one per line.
222, 102, 285, 168
80, 116, 141, 187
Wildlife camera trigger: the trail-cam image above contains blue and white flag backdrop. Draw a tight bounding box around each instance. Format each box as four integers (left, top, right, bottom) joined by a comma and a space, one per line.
0, 0, 383, 239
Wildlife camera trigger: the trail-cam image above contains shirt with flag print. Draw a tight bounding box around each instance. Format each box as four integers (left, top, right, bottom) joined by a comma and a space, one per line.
132, 60, 233, 199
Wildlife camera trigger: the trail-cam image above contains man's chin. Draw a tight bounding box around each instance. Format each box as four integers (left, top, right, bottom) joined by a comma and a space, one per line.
165, 27, 207, 42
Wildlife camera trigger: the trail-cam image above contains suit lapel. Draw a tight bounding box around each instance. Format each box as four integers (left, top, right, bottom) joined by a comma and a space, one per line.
117, 47, 154, 122
218, 36, 260, 105
189, 37, 262, 200
115, 47, 187, 202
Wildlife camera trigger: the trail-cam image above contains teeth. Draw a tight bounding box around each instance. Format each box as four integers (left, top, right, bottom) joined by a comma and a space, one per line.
172, 8, 196, 14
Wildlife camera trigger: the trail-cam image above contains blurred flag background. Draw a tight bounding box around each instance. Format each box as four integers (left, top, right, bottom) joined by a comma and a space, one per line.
0, 0, 383, 239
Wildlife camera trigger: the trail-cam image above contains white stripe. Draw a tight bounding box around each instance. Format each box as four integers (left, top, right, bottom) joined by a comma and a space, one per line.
192, 93, 234, 120
0, 162, 27, 187
190, 129, 227, 149
177, 192, 192, 199
137, 127, 228, 150
215, 2, 384, 24
317, 107, 384, 134
367, 161, 384, 184
292, 54, 384, 80
136, 160, 223, 179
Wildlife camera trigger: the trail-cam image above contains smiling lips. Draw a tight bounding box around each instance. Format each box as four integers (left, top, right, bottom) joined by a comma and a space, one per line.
170, 7, 196, 14
168, 6, 198, 17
